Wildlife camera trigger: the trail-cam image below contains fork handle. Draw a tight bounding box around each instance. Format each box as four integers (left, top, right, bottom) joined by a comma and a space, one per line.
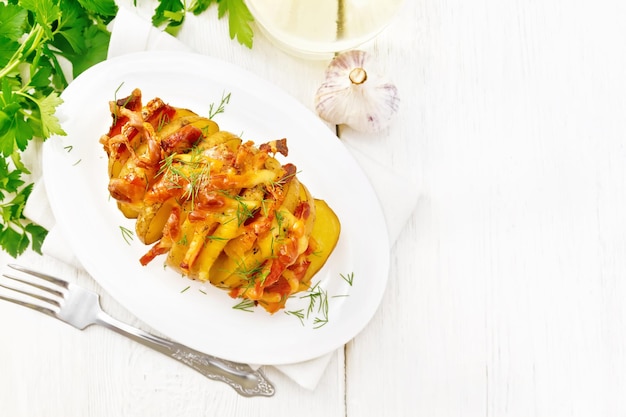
94, 311, 275, 397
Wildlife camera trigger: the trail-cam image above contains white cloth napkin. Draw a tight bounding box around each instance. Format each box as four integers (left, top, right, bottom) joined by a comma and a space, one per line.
23, 6, 418, 390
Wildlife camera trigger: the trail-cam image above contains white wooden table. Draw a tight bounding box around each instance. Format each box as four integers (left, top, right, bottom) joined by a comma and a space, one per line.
3, 0, 626, 415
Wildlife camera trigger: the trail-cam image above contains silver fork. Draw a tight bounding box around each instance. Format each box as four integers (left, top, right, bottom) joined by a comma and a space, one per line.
0, 264, 275, 397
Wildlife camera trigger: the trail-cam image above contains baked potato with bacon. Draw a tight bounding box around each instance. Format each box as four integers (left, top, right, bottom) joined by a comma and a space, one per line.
99, 88, 340, 313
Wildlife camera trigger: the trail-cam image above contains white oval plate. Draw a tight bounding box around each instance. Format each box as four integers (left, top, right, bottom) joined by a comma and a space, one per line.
42, 51, 389, 365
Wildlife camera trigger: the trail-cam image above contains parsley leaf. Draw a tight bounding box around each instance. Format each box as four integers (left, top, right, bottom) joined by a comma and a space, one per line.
35, 92, 65, 138
189, 0, 214, 15
219, 0, 254, 49
0, 182, 47, 257
63, 25, 111, 77
152, 0, 186, 36
76, 0, 118, 17
20, 0, 62, 36
152, 0, 254, 48
0, 4, 28, 42
0, 0, 115, 257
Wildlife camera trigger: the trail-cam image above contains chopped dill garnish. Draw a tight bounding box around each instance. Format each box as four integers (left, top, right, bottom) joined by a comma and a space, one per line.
206, 235, 229, 242
119, 226, 134, 244
232, 259, 268, 290
157, 148, 211, 209
157, 112, 171, 132
177, 234, 188, 246
114, 82, 125, 100
340, 272, 354, 286
112, 82, 125, 125
313, 316, 329, 329
229, 271, 349, 330
217, 191, 259, 226
300, 281, 321, 317
233, 298, 256, 312
208, 91, 231, 119
270, 170, 301, 190
298, 281, 330, 328
260, 199, 272, 217
285, 309, 305, 326
235, 198, 255, 226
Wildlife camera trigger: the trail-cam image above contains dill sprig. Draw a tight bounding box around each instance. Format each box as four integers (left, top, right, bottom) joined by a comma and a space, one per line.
300, 282, 330, 328
271, 170, 301, 190
340, 272, 354, 286
119, 226, 134, 244
156, 112, 171, 132
112, 82, 124, 125
285, 309, 305, 326
313, 315, 329, 329
158, 148, 211, 209
205, 235, 229, 242
233, 298, 256, 312
208, 91, 232, 119
218, 190, 259, 226
234, 196, 256, 226
177, 233, 188, 246
232, 259, 267, 291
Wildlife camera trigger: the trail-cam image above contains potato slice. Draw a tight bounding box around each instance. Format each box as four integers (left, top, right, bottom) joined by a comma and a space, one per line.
209, 248, 265, 289
135, 199, 176, 244
303, 199, 341, 283
280, 177, 301, 213
157, 111, 219, 140
116, 202, 142, 219
189, 216, 241, 281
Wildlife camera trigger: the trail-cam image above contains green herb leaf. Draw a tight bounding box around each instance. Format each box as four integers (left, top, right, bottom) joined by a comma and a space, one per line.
0, 0, 112, 257
0, 226, 29, 258
0, 39, 20, 69
152, 0, 185, 33
0, 4, 28, 41
76, 0, 118, 17
35, 92, 66, 138
220, 0, 254, 48
151, 0, 254, 48
25, 222, 48, 254
189, 0, 215, 15
0, 183, 43, 257
65, 25, 111, 77
0, 158, 24, 199
20, 0, 61, 37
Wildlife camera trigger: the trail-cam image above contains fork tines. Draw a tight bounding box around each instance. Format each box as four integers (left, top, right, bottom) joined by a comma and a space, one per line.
0, 264, 69, 316
7, 264, 69, 289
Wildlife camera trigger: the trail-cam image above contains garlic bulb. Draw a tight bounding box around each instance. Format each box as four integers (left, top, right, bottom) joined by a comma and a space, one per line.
314, 50, 400, 133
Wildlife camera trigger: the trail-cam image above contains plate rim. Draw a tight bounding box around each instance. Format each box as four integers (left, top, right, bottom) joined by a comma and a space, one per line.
42, 50, 390, 365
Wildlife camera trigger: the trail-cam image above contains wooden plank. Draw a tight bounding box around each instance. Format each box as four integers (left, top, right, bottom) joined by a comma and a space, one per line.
344, 0, 626, 416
